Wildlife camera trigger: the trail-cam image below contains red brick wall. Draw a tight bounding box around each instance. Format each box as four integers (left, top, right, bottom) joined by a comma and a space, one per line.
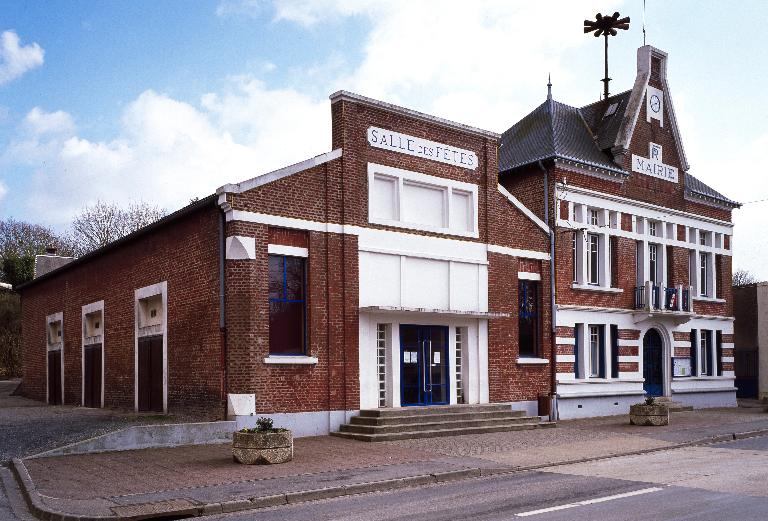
487, 253, 552, 402
21, 205, 223, 418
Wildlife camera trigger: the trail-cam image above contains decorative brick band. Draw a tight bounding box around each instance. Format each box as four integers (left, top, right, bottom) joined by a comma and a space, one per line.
673, 331, 691, 341
618, 329, 641, 340
556, 344, 574, 355
619, 362, 639, 372
556, 326, 575, 338
618, 346, 639, 357
556, 362, 575, 373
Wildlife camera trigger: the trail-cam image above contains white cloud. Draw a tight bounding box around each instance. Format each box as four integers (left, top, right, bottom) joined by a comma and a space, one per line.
0, 179, 7, 201
22, 107, 75, 136
0, 30, 44, 86
1, 83, 329, 227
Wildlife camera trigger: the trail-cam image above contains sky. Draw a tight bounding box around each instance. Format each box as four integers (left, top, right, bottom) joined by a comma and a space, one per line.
0, 1, 766, 278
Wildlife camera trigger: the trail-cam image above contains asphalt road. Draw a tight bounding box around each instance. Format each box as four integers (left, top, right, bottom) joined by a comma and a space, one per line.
205, 435, 768, 521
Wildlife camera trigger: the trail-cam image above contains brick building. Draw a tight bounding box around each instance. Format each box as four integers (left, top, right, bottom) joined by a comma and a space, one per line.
19, 44, 740, 428
19, 90, 554, 434
500, 46, 740, 418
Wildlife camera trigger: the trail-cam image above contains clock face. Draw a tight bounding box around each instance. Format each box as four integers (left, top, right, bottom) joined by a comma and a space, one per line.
650, 94, 661, 113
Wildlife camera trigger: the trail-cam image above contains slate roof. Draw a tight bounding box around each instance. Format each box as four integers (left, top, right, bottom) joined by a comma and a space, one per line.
684, 172, 740, 208
499, 97, 625, 175
499, 91, 740, 208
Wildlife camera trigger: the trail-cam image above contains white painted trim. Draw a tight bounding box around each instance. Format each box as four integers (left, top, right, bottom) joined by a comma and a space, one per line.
227, 209, 550, 262
329, 90, 500, 139
618, 356, 639, 363
267, 245, 308, 258
225, 236, 256, 260
571, 283, 623, 294
497, 184, 550, 233
367, 163, 480, 238
556, 337, 576, 345
134, 281, 168, 413
217, 149, 342, 195
516, 357, 549, 365
487, 244, 550, 261
263, 355, 319, 365
558, 183, 732, 229
81, 300, 105, 408
556, 354, 576, 363
45, 311, 64, 405
518, 272, 541, 281
693, 296, 727, 304
722, 356, 734, 363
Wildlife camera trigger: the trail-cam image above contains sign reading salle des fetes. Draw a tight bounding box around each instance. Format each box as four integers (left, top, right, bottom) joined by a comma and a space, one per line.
367, 127, 478, 170
632, 142, 678, 183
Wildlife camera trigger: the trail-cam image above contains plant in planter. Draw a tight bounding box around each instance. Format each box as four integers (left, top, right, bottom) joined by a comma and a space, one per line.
233, 417, 294, 465
629, 396, 669, 426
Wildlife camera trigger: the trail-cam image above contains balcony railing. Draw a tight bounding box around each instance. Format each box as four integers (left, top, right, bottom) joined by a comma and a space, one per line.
634, 283, 693, 313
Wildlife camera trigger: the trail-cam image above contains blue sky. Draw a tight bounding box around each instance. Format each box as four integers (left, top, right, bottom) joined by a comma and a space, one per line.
1, 1, 767, 277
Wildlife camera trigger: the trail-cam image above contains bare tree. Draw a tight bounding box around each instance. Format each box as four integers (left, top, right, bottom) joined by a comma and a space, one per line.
70, 200, 166, 255
733, 268, 761, 287
0, 218, 76, 286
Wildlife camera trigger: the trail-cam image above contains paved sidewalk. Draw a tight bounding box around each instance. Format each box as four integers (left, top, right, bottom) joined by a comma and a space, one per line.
13, 408, 768, 520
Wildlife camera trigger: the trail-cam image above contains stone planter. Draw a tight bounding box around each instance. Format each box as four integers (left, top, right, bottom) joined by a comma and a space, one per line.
629, 404, 669, 426
232, 430, 293, 464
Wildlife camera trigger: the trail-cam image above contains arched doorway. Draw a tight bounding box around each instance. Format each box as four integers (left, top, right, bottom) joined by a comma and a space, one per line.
643, 329, 664, 397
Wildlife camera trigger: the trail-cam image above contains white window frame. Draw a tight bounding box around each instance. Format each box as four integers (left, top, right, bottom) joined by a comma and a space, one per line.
367, 163, 479, 238
588, 208, 600, 226
589, 325, 602, 377
81, 300, 105, 408
587, 233, 600, 285
649, 243, 658, 285
699, 252, 709, 297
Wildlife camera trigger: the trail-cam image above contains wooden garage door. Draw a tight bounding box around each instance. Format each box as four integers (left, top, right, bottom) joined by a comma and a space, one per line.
137, 335, 163, 412
83, 344, 102, 408
47, 350, 62, 405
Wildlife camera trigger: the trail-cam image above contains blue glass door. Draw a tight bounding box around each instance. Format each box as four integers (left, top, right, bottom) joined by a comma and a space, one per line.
400, 325, 449, 406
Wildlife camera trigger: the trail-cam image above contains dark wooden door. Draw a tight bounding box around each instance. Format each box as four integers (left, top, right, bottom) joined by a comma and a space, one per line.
138, 336, 163, 412
83, 344, 102, 408
643, 329, 663, 397
47, 350, 62, 405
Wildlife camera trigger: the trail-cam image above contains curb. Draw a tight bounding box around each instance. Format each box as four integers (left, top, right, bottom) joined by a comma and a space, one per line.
13, 427, 768, 521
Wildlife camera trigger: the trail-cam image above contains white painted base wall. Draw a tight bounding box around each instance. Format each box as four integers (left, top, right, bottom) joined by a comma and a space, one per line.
557, 394, 645, 420
235, 410, 358, 437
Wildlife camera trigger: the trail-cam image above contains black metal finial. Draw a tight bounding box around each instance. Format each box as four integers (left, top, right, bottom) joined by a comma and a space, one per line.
584, 12, 630, 100
547, 74, 552, 100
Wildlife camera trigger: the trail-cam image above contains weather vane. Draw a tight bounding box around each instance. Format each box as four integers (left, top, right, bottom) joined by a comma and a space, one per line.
584, 12, 630, 100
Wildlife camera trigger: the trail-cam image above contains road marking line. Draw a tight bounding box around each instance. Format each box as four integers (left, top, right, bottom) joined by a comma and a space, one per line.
515, 487, 664, 517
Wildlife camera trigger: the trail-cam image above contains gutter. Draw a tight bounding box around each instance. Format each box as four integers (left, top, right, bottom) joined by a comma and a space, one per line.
538, 160, 558, 421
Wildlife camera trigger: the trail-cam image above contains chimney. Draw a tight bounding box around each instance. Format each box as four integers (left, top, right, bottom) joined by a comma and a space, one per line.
45, 246, 57, 255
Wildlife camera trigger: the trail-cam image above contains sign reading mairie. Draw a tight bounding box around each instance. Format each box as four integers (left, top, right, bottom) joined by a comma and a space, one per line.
631, 142, 678, 183
367, 127, 478, 170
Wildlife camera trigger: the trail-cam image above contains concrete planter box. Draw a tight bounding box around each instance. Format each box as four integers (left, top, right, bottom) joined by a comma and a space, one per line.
629, 404, 669, 426
232, 430, 293, 464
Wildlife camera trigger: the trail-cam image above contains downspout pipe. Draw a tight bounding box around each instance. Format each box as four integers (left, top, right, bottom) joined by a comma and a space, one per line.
218, 207, 228, 417
538, 160, 558, 421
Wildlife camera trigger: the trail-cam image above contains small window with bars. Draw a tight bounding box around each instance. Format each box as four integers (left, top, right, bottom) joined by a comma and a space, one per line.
455, 327, 466, 404
376, 324, 388, 408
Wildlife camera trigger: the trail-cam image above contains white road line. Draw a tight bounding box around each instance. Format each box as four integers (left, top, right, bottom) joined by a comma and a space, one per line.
515, 487, 664, 517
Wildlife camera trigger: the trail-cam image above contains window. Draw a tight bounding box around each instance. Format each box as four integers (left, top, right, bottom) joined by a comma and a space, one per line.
368, 164, 478, 237
589, 209, 599, 226
455, 328, 466, 404
699, 252, 708, 296
716, 330, 723, 376
700, 329, 713, 376
589, 325, 605, 378
518, 280, 539, 357
699, 232, 707, 246
572, 232, 578, 283
376, 324, 388, 407
268, 255, 307, 355
649, 221, 657, 237
649, 244, 658, 285
587, 233, 599, 285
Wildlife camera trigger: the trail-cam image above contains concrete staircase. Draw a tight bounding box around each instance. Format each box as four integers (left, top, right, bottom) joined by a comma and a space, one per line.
655, 397, 694, 412
331, 404, 555, 442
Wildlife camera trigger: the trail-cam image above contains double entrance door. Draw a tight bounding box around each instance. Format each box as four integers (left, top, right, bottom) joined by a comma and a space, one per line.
400, 325, 449, 406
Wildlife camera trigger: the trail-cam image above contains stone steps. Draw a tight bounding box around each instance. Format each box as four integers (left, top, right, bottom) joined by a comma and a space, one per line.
332, 403, 554, 442
331, 421, 556, 442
